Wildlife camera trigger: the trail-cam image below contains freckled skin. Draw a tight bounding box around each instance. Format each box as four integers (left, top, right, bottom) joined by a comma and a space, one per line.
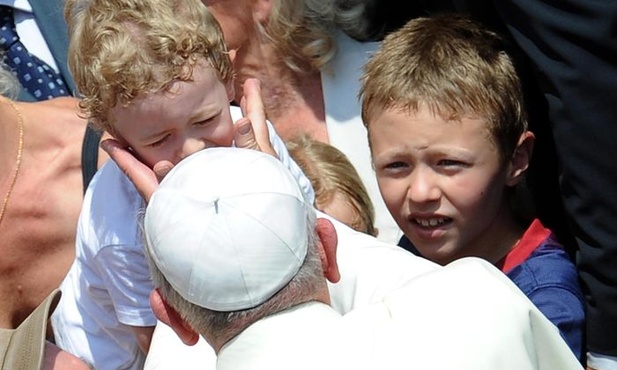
0, 97, 108, 329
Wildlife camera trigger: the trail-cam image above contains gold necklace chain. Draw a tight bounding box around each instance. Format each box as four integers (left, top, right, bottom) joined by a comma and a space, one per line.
0, 97, 24, 228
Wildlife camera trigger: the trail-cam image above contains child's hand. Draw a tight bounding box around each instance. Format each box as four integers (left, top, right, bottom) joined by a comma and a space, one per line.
100, 139, 172, 203
235, 78, 277, 157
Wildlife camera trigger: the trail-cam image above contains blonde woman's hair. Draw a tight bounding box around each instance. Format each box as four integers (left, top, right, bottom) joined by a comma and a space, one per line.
286, 134, 377, 236
361, 14, 527, 163
65, 0, 233, 132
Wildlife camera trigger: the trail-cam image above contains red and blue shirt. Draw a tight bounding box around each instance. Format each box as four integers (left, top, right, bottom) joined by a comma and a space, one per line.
399, 219, 585, 362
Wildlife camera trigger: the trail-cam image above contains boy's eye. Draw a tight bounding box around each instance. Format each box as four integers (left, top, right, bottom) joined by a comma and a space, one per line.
438, 159, 464, 167
149, 134, 170, 148
194, 117, 214, 126
380, 161, 410, 175
439, 159, 457, 166
378, 161, 411, 178
385, 161, 407, 169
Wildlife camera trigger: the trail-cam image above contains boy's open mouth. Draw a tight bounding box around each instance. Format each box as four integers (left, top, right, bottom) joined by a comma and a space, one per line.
412, 217, 452, 228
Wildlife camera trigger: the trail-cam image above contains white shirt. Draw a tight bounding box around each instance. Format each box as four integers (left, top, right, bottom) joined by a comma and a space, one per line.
147, 258, 583, 370
145, 213, 438, 369
52, 106, 315, 370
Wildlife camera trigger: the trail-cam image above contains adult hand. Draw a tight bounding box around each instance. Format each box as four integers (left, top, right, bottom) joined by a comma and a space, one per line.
100, 139, 172, 203
102, 78, 275, 202
234, 78, 277, 157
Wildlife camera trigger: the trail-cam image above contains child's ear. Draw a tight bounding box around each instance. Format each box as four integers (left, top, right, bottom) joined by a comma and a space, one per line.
506, 131, 535, 187
226, 81, 235, 103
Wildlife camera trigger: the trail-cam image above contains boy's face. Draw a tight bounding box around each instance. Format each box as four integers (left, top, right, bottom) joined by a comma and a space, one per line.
369, 105, 518, 265
110, 63, 234, 168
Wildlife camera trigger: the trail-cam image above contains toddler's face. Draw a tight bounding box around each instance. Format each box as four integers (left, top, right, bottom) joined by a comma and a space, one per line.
109, 64, 234, 168
369, 105, 513, 265
317, 192, 369, 236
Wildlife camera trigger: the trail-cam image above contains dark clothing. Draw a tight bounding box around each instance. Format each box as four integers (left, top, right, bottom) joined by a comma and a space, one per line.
483, 1, 617, 356
397, 234, 420, 256
16, 0, 76, 101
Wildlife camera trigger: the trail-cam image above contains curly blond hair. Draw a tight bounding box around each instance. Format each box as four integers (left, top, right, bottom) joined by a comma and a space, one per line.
65, 0, 233, 132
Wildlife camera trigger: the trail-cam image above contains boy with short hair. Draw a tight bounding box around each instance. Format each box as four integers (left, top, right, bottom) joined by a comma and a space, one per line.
51, 0, 316, 369
360, 15, 584, 361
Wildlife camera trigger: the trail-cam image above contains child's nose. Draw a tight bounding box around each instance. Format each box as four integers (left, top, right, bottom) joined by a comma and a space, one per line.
407, 169, 440, 203
181, 137, 206, 159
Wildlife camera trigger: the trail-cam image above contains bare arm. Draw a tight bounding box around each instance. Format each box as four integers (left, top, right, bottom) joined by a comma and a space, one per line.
131, 325, 156, 354
43, 341, 92, 370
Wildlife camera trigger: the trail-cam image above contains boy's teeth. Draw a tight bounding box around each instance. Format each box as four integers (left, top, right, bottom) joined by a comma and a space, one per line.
417, 218, 446, 227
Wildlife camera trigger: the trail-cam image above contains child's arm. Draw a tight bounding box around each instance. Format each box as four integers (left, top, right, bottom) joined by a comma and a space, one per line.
131, 326, 155, 354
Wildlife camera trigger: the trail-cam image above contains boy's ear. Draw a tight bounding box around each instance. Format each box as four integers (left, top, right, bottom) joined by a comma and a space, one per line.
506, 131, 535, 187
226, 81, 235, 103
150, 289, 200, 346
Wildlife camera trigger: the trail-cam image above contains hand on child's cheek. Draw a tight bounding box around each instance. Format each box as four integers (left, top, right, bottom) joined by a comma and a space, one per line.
100, 139, 159, 203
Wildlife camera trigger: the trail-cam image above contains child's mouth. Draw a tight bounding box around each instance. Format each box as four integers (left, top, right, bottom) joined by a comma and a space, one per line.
412, 217, 452, 228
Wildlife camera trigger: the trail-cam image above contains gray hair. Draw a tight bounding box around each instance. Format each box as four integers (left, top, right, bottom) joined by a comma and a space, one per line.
331, 0, 378, 40
146, 206, 324, 344
0, 59, 20, 99
265, 0, 374, 73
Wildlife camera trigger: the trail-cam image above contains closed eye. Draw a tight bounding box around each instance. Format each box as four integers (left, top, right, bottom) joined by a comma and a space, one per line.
194, 117, 215, 126
148, 134, 171, 148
